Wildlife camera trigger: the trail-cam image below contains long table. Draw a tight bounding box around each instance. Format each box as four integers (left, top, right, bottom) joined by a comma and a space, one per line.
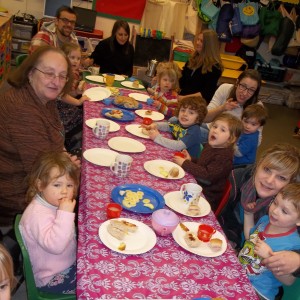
76, 85, 258, 299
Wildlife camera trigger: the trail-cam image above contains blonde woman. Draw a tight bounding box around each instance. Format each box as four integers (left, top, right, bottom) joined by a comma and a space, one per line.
178, 29, 223, 104
0, 243, 15, 299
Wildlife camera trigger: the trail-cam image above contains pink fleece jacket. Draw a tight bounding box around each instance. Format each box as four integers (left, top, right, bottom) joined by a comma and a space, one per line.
20, 195, 76, 287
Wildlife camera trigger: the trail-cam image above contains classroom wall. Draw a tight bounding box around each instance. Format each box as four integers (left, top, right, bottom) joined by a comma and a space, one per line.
0, 0, 137, 39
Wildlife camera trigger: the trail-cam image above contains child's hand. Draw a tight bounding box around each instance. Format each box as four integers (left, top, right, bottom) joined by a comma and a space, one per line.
173, 156, 185, 166
182, 149, 191, 160
58, 197, 76, 212
78, 95, 90, 105
147, 87, 155, 95
77, 80, 86, 92
254, 238, 272, 259
148, 128, 159, 140
153, 100, 160, 109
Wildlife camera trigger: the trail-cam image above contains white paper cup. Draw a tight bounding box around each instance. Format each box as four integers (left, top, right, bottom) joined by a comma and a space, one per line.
88, 66, 100, 75
180, 183, 202, 205
110, 154, 133, 178
92, 119, 110, 139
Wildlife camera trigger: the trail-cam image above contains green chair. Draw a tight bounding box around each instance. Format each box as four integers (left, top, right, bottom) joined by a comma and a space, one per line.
282, 278, 300, 300
14, 214, 76, 300
15, 54, 29, 67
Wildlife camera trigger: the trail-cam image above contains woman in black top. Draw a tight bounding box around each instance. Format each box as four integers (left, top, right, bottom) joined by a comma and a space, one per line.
179, 29, 223, 104
84, 20, 134, 77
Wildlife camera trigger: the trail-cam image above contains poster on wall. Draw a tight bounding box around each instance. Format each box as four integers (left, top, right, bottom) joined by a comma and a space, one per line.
95, 0, 147, 23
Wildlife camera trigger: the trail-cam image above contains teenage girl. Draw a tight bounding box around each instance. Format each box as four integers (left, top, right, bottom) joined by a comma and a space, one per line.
174, 113, 243, 211
147, 61, 181, 118
20, 151, 80, 294
143, 96, 207, 157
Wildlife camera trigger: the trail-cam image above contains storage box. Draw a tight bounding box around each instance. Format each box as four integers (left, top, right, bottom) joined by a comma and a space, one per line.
173, 46, 192, 62
11, 38, 30, 53
12, 23, 35, 40
255, 62, 286, 82
220, 54, 247, 70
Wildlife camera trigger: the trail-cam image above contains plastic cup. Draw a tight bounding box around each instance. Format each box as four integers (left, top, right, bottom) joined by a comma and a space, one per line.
147, 98, 154, 105
197, 224, 216, 242
174, 151, 185, 158
143, 117, 153, 125
106, 203, 122, 219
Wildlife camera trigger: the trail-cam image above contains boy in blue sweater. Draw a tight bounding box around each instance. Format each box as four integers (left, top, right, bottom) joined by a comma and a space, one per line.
234, 104, 267, 166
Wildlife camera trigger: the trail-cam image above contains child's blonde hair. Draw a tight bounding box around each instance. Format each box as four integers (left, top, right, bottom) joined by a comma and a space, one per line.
278, 183, 300, 216
175, 96, 207, 125
211, 113, 243, 146
256, 143, 300, 183
61, 42, 81, 57
156, 61, 181, 90
0, 243, 15, 292
242, 104, 268, 126
26, 151, 80, 203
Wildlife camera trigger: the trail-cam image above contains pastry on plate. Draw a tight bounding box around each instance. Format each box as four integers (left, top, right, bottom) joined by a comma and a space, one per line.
186, 202, 201, 216
209, 238, 223, 251
145, 110, 152, 115
141, 128, 150, 136
168, 167, 179, 178
115, 96, 139, 109
110, 219, 138, 233
105, 109, 123, 119
132, 80, 140, 88
184, 231, 200, 248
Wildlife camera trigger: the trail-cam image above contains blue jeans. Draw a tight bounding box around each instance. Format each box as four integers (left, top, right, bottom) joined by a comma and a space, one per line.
39, 262, 76, 294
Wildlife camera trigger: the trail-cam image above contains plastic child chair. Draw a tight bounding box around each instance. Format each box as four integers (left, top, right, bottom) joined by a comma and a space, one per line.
215, 179, 232, 217
14, 214, 76, 300
15, 54, 28, 67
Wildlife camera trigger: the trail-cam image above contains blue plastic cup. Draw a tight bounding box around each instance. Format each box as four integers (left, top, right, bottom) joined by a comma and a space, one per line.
103, 97, 113, 105
147, 98, 154, 105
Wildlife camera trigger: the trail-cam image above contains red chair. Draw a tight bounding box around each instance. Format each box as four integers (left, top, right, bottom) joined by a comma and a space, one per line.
215, 179, 232, 217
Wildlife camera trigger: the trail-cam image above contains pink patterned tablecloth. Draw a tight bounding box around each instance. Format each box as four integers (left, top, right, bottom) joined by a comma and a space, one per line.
77, 86, 258, 299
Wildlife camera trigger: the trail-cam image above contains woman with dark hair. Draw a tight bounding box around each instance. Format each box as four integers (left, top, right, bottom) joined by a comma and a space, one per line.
199, 69, 262, 144
0, 46, 79, 227
178, 29, 224, 104
83, 20, 134, 76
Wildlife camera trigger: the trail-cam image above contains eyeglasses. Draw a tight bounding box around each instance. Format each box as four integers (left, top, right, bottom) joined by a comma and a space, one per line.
238, 83, 256, 96
58, 17, 76, 26
34, 68, 68, 82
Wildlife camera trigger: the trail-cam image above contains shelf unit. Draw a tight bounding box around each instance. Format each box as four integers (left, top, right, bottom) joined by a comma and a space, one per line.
0, 15, 12, 87
11, 20, 37, 66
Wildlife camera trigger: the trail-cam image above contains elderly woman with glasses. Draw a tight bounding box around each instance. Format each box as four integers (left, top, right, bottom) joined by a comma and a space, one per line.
0, 46, 80, 227
198, 69, 263, 144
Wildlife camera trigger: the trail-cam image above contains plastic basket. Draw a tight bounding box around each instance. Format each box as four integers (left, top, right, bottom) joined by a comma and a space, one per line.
255, 62, 286, 82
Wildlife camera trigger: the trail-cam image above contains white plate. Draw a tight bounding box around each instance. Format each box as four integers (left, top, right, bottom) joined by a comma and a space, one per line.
103, 74, 125, 81
108, 137, 146, 153
172, 222, 227, 257
128, 93, 149, 103
164, 191, 211, 217
85, 118, 120, 132
83, 148, 119, 167
125, 124, 150, 139
121, 81, 144, 90
83, 87, 111, 101
135, 109, 164, 121
85, 75, 104, 83
144, 159, 185, 180
98, 218, 157, 254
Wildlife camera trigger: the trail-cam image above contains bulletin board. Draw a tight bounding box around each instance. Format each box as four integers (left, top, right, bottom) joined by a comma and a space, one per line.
133, 35, 173, 67
94, 0, 147, 23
